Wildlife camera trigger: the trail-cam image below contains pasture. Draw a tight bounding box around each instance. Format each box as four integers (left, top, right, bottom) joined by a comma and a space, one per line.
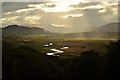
3, 35, 113, 57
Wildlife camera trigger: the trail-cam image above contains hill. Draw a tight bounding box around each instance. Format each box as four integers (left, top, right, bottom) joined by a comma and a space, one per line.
2, 22, 119, 39
64, 22, 119, 39
93, 22, 119, 33
2, 24, 51, 35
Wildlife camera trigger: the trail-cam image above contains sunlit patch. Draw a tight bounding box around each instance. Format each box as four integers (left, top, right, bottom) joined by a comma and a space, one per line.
50, 49, 64, 54
46, 53, 54, 56
54, 51, 64, 54
62, 14, 83, 19
49, 43, 53, 46
44, 44, 49, 47
61, 46, 69, 50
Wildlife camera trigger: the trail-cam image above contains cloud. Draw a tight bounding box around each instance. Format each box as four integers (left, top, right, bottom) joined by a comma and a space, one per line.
71, 2, 118, 11
27, 2, 107, 13
28, 3, 76, 13
15, 8, 36, 13
1, 16, 20, 27
78, 4, 104, 10
1, 0, 119, 2
24, 16, 41, 24
1, 2, 118, 33
98, 9, 106, 13
62, 14, 83, 19
28, 4, 44, 9
1, 15, 41, 27
51, 23, 70, 28
1, 16, 20, 21
0, 18, 6, 21
2, 2, 30, 13
101, 2, 118, 7
3, 11, 12, 15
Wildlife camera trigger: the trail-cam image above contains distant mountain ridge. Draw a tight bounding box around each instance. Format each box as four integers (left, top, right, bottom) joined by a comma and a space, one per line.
2, 24, 51, 35
2, 22, 119, 39
64, 22, 119, 39
93, 22, 119, 33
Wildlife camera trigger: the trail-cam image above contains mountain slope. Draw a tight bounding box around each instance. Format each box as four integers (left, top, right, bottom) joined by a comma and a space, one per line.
64, 22, 119, 39
84, 22, 119, 38
93, 22, 119, 33
2, 25, 50, 35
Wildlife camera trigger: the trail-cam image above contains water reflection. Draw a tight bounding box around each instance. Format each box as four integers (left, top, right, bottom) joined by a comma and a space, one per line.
61, 46, 69, 50
45, 43, 69, 56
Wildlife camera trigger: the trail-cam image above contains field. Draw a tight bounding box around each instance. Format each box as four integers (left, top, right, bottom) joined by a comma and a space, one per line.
3, 35, 114, 57
3, 35, 120, 80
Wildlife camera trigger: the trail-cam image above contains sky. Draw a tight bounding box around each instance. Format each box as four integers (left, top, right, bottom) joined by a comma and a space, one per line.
0, 0, 119, 33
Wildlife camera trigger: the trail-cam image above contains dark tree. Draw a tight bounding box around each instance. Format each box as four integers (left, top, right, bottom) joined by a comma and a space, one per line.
104, 40, 120, 80
66, 50, 100, 80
